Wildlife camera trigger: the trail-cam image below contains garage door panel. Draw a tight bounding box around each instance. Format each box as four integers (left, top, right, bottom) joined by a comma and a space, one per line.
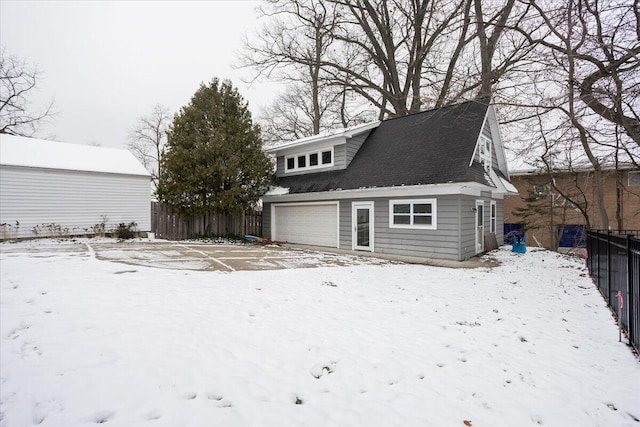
274, 204, 338, 247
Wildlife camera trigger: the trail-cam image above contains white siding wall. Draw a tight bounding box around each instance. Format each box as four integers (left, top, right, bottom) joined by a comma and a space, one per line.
0, 166, 151, 239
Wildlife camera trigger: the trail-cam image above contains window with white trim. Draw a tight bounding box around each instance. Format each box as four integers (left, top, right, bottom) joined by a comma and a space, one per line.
479, 135, 492, 173
490, 201, 497, 233
389, 199, 437, 229
285, 147, 334, 172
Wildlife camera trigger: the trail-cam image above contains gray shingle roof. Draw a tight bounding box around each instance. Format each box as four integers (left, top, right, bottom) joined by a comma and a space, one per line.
277, 99, 492, 194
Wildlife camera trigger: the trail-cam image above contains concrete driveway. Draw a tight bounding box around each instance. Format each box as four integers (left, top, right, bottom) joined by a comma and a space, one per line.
87, 240, 392, 271
1, 239, 496, 271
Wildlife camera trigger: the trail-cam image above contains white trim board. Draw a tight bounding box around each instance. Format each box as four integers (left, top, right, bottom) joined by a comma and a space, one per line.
265, 121, 380, 155
263, 182, 490, 203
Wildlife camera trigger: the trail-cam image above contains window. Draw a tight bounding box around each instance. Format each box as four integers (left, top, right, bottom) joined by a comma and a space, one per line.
389, 199, 437, 229
284, 147, 334, 173
322, 150, 332, 165
479, 135, 492, 173
629, 171, 640, 187
490, 201, 496, 233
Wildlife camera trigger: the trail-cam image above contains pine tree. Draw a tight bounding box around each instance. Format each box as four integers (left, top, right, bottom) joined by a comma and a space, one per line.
157, 79, 274, 215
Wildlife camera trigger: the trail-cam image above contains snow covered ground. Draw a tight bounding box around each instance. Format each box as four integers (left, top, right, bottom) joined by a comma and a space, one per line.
1, 240, 639, 427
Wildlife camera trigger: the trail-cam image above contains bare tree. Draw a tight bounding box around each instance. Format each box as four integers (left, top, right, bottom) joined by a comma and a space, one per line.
128, 104, 171, 189
259, 82, 374, 145
0, 48, 55, 136
324, 0, 469, 116
240, 0, 345, 137
518, 0, 640, 148
501, 0, 640, 229
243, 0, 535, 129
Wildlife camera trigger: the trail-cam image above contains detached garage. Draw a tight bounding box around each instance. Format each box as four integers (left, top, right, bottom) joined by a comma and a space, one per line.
0, 134, 151, 240
271, 202, 339, 248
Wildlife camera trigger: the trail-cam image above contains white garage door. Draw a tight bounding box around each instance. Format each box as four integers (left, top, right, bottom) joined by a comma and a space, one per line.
273, 203, 338, 248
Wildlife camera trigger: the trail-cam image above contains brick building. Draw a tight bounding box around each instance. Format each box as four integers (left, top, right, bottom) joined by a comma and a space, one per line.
504, 167, 640, 250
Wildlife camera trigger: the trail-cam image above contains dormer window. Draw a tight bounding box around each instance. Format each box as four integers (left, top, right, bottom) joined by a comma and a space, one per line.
285, 147, 334, 172
479, 135, 492, 173
322, 150, 332, 164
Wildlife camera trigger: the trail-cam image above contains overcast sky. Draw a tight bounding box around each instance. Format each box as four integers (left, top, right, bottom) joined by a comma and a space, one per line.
1, 0, 276, 149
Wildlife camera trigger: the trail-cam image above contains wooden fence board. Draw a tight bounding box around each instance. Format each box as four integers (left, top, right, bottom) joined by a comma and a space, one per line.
151, 202, 262, 240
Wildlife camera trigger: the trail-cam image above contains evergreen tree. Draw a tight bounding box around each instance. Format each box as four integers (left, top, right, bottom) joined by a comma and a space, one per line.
157, 79, 274, 215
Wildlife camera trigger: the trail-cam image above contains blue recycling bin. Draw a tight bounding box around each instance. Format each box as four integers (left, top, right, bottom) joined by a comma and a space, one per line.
512, 234, 526, 254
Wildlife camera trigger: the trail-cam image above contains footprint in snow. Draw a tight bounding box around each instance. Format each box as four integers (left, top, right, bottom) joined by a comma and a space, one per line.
183, 393, 197, 400
7, 324, 30, 340
21, 343, 42, 357
92, 410, 115, 423
207, 394, 223, 401
146, 410, 161, 421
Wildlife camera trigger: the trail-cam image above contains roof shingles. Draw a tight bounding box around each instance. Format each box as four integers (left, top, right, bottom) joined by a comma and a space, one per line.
277, 99, 492, 194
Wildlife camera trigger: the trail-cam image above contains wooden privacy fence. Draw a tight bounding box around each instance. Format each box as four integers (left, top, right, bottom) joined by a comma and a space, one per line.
151, 202, 262, 241
586, 229, 640, 353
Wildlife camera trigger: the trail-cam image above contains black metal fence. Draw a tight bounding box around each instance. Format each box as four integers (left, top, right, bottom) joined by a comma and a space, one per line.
586, 230, 640, 353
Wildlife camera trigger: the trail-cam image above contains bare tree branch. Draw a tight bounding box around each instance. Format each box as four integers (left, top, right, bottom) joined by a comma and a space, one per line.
128, 104, 171, 190
0, 48, 55, 137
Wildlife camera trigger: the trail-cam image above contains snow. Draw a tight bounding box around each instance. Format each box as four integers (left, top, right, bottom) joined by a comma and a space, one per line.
498, 175, 518, 193
1, 241, 639, 426
0, 134, 150, 177
264, 186, 290, 196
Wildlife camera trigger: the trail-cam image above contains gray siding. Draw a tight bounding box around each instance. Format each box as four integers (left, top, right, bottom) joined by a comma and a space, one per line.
495, 198, 504, 244
345, 131, 371, 166
459, 196, 477, 260
266, 193, 506, 261
262, 202, 272, 239
459, 195, 503, 260
335, 144, 347, 169
339, 201, 352, 249
0, 166, 150, 239
338, 195, 463, 261
276, 157, 285, 175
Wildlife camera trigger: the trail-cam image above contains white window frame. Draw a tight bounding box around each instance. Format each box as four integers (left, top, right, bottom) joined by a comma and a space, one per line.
284, 147, 335, 173
479, 135, 492, 173
490, 200, 497, 233
388, 198, 437, 230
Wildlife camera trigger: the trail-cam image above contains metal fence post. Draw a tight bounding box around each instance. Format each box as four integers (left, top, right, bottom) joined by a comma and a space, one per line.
628, 234, 635, 350
607, 230, 612, 303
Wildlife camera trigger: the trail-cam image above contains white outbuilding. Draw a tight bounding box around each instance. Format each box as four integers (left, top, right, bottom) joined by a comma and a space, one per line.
0, 134, 151, 239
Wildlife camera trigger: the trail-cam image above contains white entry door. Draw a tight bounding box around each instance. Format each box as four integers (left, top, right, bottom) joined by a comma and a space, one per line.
475, 200, 484, 253
352, 202, 374, 251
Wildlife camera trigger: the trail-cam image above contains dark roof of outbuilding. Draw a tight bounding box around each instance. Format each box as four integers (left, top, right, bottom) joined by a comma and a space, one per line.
277, 99, 492, 194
